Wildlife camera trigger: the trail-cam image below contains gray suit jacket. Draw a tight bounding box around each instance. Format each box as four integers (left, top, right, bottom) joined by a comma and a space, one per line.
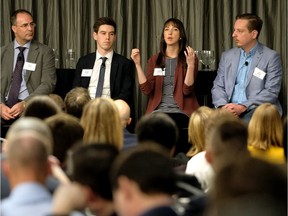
212, 43, 282, 114
1, 40, 56, 103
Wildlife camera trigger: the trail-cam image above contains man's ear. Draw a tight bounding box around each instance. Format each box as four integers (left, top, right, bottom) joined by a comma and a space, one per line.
2, 159, 10, 178
127, 117, 132, 126
252, 30, 258, 39
117, 176, 135, 200
93, 32, 98, 41
11, 25, 17, 34
205, 150, 213, 164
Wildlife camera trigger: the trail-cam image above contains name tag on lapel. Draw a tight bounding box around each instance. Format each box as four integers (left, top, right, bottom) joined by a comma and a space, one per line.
81, 69, 92, 77
23, 62, 36, 71
253, 67, 266, 80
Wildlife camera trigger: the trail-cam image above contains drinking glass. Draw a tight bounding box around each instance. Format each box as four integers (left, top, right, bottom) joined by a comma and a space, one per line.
66, 49, 76, 69
198, 50, 215, 71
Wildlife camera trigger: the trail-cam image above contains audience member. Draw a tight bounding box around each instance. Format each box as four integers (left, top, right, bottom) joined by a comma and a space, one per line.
64, 87, 91, 119
114, 99, 137, 149
205, 114, 250, 173
80, 98, 123, 150
49, 93, 65, 111
45, 113, 84, 168
22, 95, 61, 119
248, 103, 285, 165
206, 157, 287, 216
135, 112, 178, 157
212, 13, 282, 122
2, 117, 54, 215
283, 116, 287, 160
185, 109, 246, 192
185, 106, 213, 191
186, 106, 213, 157
72, 17, 134, 115
110, 145, 178, 216
52, 144, 119, 216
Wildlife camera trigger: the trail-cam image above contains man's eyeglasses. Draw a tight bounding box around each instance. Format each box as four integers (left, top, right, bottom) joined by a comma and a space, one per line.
16, 22, 36, 28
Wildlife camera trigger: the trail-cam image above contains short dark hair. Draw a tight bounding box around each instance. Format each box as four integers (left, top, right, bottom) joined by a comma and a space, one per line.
64, 87, 91, 119
71, 144, 119, 200
93, 17, 117, 34
111, 145, 176, 195
135, 112, 179, 152
236, 13, 263, 38
10, 9, 33, 26
45, 113, 84, 164
22, 95, 61, 120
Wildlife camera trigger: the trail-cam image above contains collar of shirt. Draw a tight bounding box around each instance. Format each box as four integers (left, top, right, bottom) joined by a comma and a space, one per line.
240, 42, 258, 64
14, 40, 31, 50
96, 50, 113, 64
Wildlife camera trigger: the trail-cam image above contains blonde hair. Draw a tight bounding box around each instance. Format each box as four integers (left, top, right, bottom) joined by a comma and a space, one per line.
187, 106, 213, 157
80, 98, 123, 150
248, 103, 283, 150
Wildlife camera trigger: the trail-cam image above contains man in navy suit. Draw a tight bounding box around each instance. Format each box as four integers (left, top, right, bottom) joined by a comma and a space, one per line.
73, 17, 134, 114
212, 13, 282, 122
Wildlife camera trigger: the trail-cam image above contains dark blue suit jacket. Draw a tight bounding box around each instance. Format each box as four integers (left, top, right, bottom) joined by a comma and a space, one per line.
72, 52, 135, 109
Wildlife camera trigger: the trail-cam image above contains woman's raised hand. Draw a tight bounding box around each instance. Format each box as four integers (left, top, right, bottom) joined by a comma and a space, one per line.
131, 48, 141, 65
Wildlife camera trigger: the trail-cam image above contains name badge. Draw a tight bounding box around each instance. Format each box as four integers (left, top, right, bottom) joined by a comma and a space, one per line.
153, 68, 165, 76
81, 69, 93, 77
23, 62, 36, 71
253, 67, 266, 80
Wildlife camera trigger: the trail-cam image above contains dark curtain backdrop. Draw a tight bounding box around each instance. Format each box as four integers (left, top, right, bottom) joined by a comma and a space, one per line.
1, 0, 287, 119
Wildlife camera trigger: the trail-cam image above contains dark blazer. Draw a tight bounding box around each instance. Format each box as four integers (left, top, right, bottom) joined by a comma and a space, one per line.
1, 40, 56, 103
72, 52, 135, 106
140, 206, 178, 216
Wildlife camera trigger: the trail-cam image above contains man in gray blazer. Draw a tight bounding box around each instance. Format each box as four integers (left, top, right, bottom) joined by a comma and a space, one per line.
1, 9, 56, 121
212, 13, 282, 122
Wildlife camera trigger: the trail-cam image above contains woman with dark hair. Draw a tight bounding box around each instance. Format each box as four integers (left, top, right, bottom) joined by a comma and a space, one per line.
131, 18, 199, 116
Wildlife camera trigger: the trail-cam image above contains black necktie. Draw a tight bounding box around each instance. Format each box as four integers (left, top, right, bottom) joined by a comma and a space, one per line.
95, 57, 107, 97
7, 47, 26, 108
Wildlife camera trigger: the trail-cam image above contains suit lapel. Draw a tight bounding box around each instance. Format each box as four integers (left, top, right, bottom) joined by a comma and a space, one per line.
110, 53, 118, 93
246, 44, 263, 86
25, 41, 39, 82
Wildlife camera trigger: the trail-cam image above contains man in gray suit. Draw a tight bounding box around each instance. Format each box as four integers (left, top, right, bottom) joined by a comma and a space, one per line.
212, 13, 282, 122
1, 9, 56, 121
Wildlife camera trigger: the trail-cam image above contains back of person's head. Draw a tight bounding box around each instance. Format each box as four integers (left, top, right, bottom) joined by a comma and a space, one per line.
49, 94, 65, 111
93, 17, 117, 34
22, 95, 61, 120
64, 87, 91, 119
5, 117, 53, 154
248, 103, 283, 150
114, 99, 131, 128
45, 113, 84, 165
135, 112, 179, 154
205, 115, 249, 171
111, 144, 176, 196
187, 106, 213, 157
70, 144, 119, 201
207, 157, 286, 216
4, 117, 53, 180
80, 98, 123, 150
235, 13, 263, 38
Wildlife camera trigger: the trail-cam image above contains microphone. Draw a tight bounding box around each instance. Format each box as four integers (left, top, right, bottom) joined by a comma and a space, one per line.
245, 61, 249, 66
